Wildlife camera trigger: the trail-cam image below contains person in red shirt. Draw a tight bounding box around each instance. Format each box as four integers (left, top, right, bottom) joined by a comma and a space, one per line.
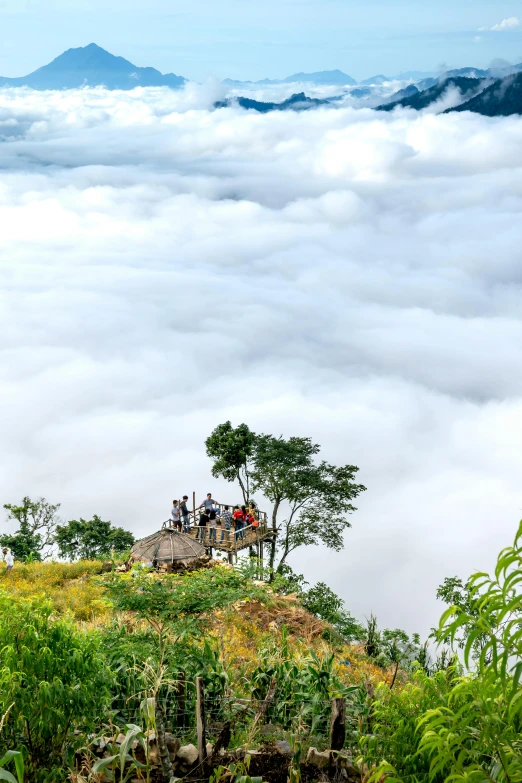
233, 505, 244, 541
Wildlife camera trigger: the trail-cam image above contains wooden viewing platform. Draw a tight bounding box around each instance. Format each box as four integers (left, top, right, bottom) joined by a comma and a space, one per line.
188, 520, 274, 554
164, 496, 275, 565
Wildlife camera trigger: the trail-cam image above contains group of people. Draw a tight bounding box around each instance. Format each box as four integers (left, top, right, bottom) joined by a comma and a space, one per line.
169, 493, 259, 544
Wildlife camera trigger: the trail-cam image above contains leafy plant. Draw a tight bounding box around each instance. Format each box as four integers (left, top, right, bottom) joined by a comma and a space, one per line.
89, 724, 148, 782
360, 669, 454, 783
0, 750, 25, 783
251, 628, 359, 734
210, 754, 263, 783
363, 520, 522, 783
0, 594, 112, 781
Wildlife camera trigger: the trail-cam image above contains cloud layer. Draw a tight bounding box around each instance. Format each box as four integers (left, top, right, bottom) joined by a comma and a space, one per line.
1, 85, 522, 636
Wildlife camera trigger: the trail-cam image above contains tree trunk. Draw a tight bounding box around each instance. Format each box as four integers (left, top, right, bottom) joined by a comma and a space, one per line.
155, 700, 175, 782
196, 677, 207, 767
268, 499, 281, 582
268, 539, 277, 582
389, 661, 399, 690
329, 697, 346, 751
237, 471, 248, 505
271, 499, 280, 534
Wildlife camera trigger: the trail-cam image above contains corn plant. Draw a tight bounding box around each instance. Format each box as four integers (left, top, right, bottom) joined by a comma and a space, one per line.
0, 750, 25, 783
209, 754, 263, 783
251, 628, 359, 734
89, 724, 148, 782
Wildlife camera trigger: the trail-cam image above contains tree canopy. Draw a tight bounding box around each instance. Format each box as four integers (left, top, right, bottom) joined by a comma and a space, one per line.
205, 421, 257, 504
205, 423, 366, 577
251, 433, 366, 574
54, 515, 135, 560
0, 496, 60, 561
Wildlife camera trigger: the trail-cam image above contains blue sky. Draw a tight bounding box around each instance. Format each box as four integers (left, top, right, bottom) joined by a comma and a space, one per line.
1, 0, 522, 81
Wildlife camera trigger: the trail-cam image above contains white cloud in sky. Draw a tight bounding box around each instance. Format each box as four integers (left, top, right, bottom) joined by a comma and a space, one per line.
483, 16, 521, 31
1, 85, 522, 637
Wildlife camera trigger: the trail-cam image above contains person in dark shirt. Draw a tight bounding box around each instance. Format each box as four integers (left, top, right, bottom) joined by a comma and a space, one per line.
180, 495, 191, 532
198, 510, 209, 543
208, 508, 217, 543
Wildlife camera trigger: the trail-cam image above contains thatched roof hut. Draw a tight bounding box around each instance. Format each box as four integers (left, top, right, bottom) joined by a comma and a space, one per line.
130, 528, 207, 569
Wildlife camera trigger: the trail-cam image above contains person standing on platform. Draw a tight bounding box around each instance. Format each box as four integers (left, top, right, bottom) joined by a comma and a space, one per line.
199, 493, 218, 514
233, 505, 244, 541
171, 500, 182, 531
198, 510, 209, 542
221, 505, 232, 542
240, 505, 248, 539
208, 508, 218, 543
180, 495, 191, 532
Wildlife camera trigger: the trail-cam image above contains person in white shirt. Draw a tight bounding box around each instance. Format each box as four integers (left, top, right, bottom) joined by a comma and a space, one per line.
2, 548, 14, 574
170, 500, 181, 531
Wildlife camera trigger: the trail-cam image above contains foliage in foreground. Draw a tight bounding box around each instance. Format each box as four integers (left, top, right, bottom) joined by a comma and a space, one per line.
362, 520, 522, 783
1, 523, 521, 783
0, 594, 112, 781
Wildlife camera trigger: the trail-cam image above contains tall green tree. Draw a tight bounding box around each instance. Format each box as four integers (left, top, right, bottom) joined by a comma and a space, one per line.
205, 421, 257, 504
302, 580, 365, 641
0, 496, 60, 561
54, 515, 135, 560
250, 433, 366, 576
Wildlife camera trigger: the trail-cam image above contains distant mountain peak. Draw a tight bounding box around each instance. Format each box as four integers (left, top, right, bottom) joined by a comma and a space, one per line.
283, 69, 357, 85
0, 44, 186, 91
45, 43, 133, 72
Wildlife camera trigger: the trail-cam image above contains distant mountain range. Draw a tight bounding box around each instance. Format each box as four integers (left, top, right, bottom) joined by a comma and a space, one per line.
449, 72, 522, 116
224, 69, 357, 87
224, 69, 440, 88
0, 43, 186, 90
215, 92, 330, 113
378, 77, 484, 112
1, 44, 522, 117
377, 71, 522, 116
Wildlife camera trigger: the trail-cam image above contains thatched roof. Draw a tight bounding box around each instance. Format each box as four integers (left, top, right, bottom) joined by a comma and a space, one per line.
130, 529, 206, 565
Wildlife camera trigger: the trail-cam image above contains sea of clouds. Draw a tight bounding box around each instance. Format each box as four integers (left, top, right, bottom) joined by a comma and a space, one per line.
1, 83, 522, 635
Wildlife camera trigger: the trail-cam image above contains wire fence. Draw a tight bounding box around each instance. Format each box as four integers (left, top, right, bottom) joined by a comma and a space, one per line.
109, 689, 354, 739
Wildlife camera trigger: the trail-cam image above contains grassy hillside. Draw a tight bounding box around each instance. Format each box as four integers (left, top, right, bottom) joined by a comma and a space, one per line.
0, 560, 391, 782
1, 522, 522, 783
